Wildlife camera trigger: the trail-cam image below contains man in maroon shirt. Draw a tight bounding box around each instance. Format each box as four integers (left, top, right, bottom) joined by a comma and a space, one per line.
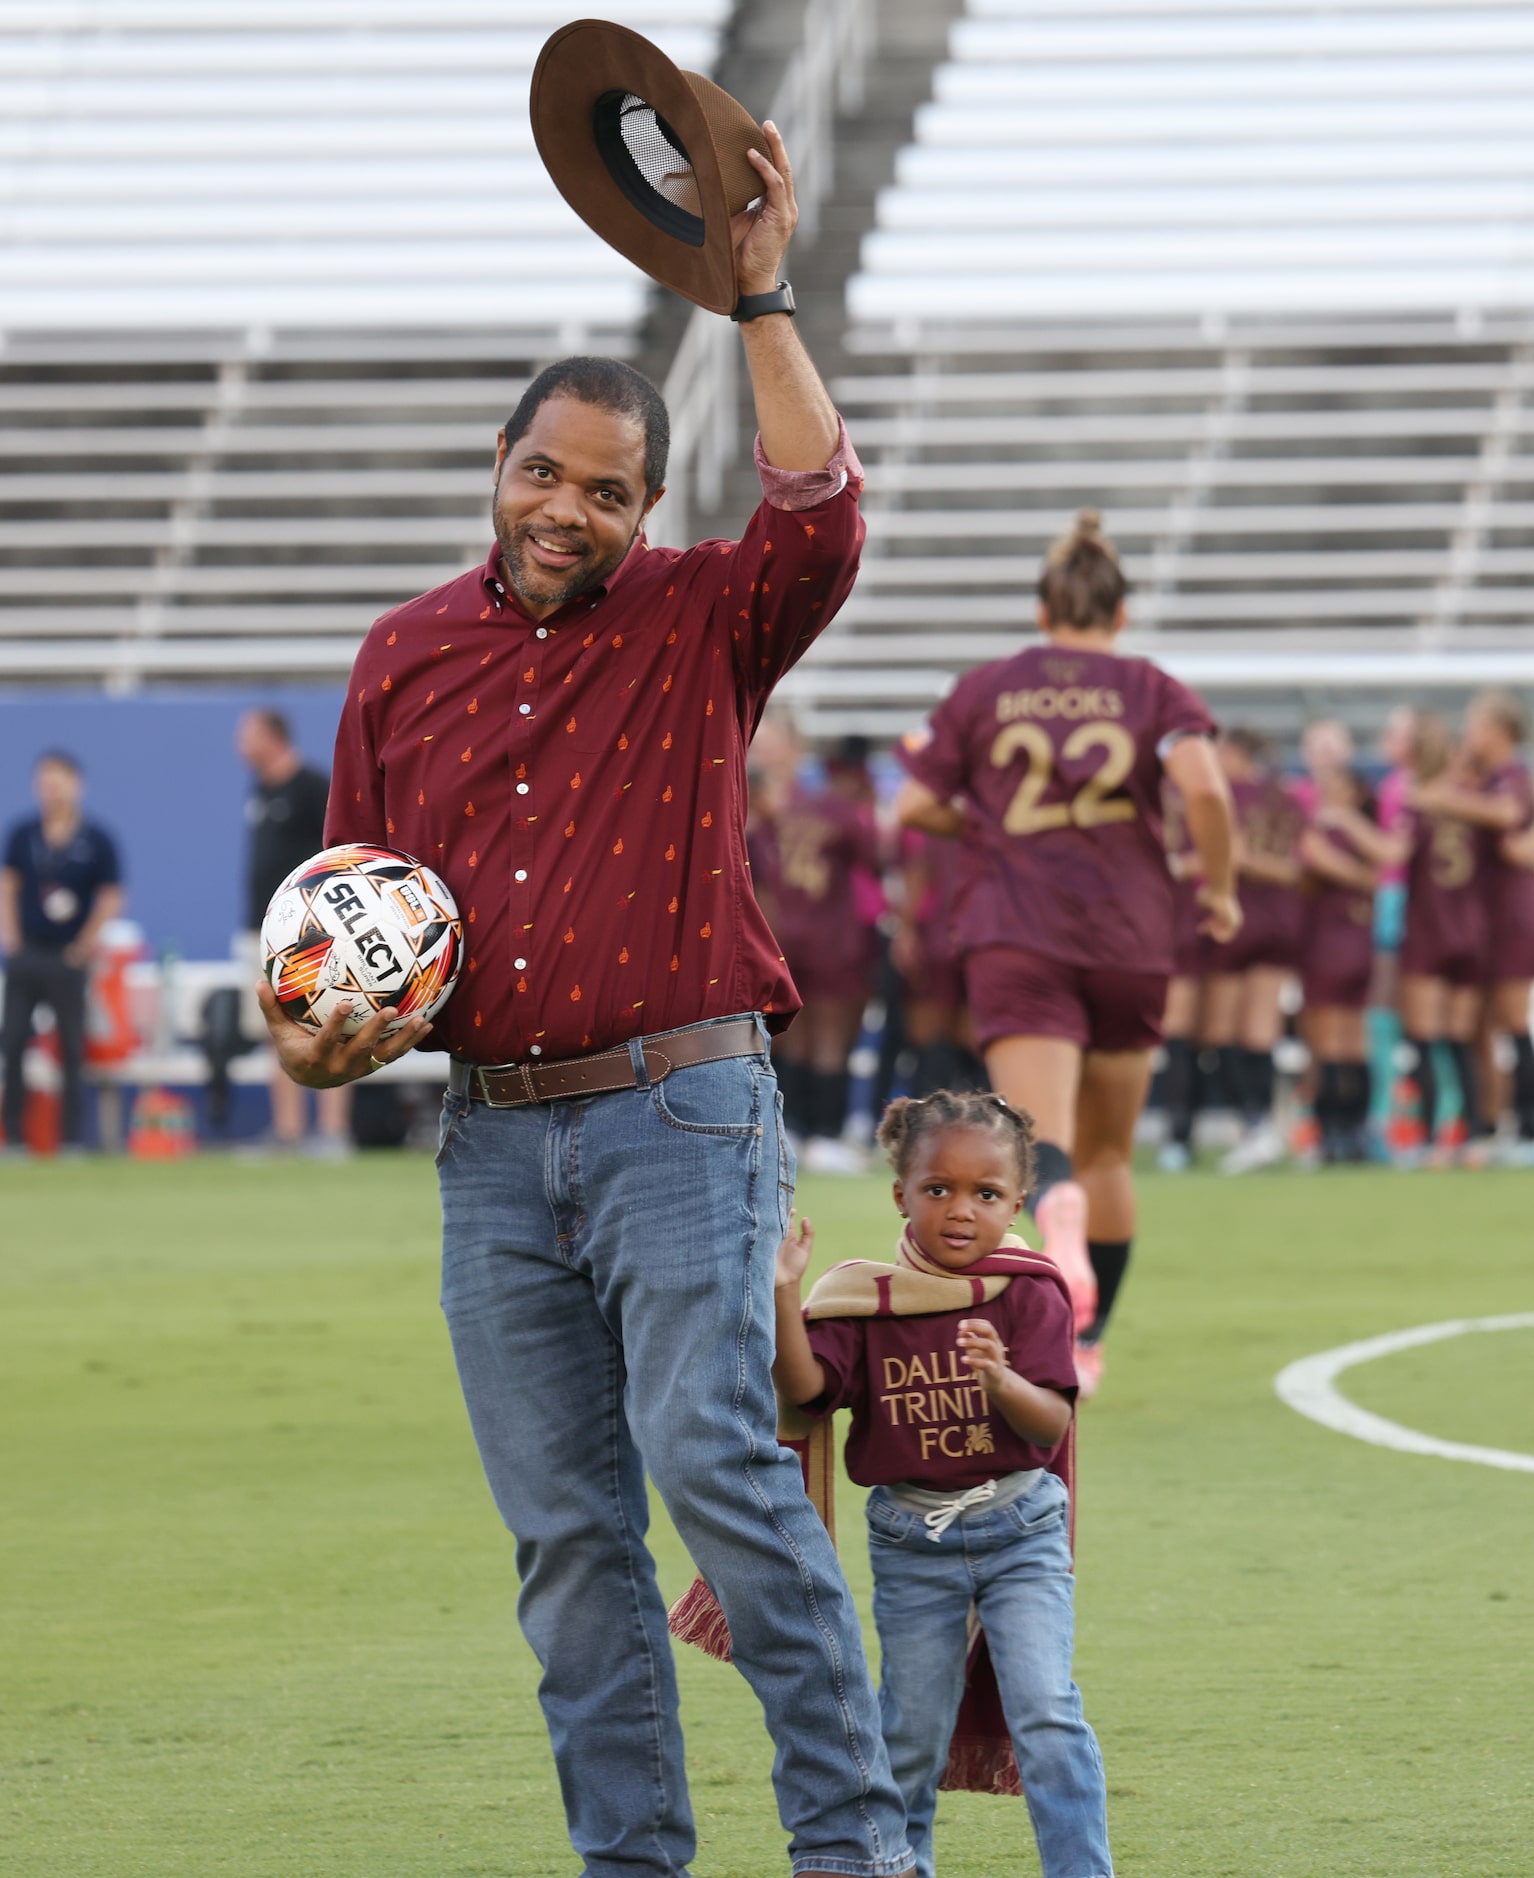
257, 128, 913, 1878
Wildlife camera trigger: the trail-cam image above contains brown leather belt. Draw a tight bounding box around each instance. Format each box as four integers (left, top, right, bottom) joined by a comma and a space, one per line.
448, 1017, 764, 1109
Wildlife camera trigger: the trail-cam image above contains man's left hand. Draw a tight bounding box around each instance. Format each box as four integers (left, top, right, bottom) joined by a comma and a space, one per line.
731, 120, 798, 296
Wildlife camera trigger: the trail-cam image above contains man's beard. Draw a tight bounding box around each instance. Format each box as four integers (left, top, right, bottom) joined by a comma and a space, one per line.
493, 507, 636, 613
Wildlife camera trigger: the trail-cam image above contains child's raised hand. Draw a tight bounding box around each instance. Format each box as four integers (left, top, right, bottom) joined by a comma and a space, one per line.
775, 1210, 814, 1288
956, 1318, 1011, 1394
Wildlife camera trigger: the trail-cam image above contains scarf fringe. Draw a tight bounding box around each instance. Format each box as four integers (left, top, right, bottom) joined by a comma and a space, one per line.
939, 1739, 1023, 1797
666, 1575, 733, 1664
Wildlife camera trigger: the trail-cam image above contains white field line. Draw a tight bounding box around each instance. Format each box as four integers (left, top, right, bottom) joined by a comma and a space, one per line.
1274, 1315, 1534, 1474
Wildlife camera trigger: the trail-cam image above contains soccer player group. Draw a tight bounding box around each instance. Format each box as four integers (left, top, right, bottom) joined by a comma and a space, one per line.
1162, 692, 1534, 1177
749, 541, 1534, 1211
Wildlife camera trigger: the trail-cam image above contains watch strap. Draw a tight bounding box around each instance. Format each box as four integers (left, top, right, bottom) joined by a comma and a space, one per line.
731, 281, 796, 323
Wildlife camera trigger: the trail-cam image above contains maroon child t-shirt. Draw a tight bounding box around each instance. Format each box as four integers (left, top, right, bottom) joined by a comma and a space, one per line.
802, 1271, 1077, 1491
899, 645, 1215, 975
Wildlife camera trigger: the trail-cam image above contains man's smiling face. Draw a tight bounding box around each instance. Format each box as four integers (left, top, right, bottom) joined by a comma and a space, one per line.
491, 396, 661, 620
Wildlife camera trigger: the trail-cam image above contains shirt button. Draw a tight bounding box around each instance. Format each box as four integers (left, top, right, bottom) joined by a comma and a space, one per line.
494, 583, 505, 594
529, 1045, 543, 1057
519, 704, 532, 716
516, 782, 529, 795
515, 869, 528, 882
514, 956, 527, 970
535, 627, 548, 639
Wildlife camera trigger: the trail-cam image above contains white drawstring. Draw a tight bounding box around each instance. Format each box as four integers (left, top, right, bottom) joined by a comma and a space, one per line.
922, 1478, 999, 1541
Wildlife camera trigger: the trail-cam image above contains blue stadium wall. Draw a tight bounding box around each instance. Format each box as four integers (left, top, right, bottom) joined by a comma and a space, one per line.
0, 687, 346, 958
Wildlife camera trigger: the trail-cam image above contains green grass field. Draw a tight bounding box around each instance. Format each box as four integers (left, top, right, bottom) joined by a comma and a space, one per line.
4, 1154, 1532, 1877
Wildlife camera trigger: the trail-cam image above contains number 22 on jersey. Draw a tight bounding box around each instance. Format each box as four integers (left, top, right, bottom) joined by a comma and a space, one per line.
989, 720, 1138, 836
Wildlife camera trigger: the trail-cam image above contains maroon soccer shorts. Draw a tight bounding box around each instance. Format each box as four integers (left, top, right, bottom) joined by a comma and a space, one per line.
1204, 916, 1301, 976
783, 935, 876, 1005
1301, 960, 1373, 1011
964, 944, 1167, 1053
1488, 931, 1534, 984
1398, 932, 1487, 989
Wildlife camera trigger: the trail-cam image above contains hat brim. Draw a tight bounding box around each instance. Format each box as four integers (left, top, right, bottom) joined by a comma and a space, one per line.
532, 20, 760, 316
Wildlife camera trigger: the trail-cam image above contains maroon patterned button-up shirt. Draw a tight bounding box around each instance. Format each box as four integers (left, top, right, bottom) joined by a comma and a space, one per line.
325, 425, 864, 1064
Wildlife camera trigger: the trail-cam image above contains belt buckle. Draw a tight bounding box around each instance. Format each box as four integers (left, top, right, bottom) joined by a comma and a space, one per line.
472, 1064, 515, 1109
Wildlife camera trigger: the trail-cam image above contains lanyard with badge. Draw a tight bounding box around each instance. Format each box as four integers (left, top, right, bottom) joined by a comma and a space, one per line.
30, 826, 83, 928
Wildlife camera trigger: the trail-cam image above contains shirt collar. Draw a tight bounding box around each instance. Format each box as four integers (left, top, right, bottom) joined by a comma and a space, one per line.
478, 532, 653, 621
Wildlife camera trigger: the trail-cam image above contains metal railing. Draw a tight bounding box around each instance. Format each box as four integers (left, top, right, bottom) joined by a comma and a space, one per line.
648, 0, 875, 548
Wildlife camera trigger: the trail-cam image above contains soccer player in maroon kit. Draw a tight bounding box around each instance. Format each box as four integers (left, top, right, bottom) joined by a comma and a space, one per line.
1200, 729, 1306, 1174
770, 766, 879, 1168
1409, 691, 1534, 1158
1297, 768, 1383, 1163
1156, 780, 1214, 1172
894, 511, 1239, 1391
1392, 714, 1491, 1159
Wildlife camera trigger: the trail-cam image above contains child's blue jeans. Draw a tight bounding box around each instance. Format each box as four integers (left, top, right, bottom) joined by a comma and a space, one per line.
866, 1471, 1113, 1878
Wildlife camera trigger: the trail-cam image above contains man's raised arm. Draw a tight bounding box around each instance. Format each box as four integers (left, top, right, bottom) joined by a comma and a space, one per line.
732, 122, 840, 472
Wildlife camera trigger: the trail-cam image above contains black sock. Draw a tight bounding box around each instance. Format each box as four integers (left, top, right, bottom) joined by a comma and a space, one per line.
776, 1057, 812, 1136
1404, 1037, 1439, 1141
1163, 1037, 1198, 1148
1315, 1061, 1343, 1141
1446, 1039, 1490, 1138
1337, 1060, 1372, 1133
1203, 1046, 1238, 1113
1083, 1240, 1131, 1344
811, 1069, 851, 1142
1026, 1139, 1074, 1217
1513, 1033, 1534, 1140
1239, 1046, 1276, 1126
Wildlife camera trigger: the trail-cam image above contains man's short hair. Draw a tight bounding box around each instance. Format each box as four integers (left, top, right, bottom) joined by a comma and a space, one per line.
505, 357, 670, 499
253, 708, 292, 746
35, 748, 82, 777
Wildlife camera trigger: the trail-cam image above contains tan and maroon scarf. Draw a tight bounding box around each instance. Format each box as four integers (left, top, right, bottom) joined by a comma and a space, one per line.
668, 1226, 1077, 1797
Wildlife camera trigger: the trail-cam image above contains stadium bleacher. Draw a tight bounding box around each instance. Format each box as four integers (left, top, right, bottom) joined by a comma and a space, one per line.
778, 0, 1534, 740
0, 0, 731, 683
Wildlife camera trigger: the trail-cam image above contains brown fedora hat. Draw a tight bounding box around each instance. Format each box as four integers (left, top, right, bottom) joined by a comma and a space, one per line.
531, 19, 765, 316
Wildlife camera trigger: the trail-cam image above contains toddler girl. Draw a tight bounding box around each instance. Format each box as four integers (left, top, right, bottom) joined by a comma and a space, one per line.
773, 1089, 1112, 1878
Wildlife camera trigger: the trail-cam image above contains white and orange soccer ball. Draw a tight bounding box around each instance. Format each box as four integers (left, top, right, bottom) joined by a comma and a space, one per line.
261, 844, 462, 1038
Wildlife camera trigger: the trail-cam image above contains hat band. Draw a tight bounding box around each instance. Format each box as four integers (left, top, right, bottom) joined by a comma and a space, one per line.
591, 90, 707, 250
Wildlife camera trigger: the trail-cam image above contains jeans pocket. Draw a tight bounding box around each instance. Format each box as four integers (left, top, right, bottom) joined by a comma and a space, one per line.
434, 1092, 469, 1167
1009, 1473, 1069, 1537
865, 1490, 919, 1546
651, 1055, 765, 1137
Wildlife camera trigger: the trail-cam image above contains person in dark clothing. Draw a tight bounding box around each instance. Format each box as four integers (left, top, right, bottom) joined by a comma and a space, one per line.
1, 751, 125, 1152
236, 709, 349, 1153
239, 709, 333, 927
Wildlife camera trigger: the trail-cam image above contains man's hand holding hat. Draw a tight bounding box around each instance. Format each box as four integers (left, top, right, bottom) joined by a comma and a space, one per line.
732, 120, 797, 299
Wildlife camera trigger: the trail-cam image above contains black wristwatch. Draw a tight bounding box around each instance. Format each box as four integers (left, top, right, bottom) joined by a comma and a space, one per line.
731, 280, 796, 323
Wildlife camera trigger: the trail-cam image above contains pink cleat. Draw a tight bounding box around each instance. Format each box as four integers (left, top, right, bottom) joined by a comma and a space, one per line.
1034, 1180, 1097, 1335
1073, 1340, 1105, 1399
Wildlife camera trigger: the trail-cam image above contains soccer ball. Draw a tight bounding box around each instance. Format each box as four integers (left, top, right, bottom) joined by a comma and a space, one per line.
261, 844, 462, 1037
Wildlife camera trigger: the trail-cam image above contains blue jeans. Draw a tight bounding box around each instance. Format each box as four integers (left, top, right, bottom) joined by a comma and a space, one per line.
437, 1016, 912, 1878
866, 1473, 1112, 1878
